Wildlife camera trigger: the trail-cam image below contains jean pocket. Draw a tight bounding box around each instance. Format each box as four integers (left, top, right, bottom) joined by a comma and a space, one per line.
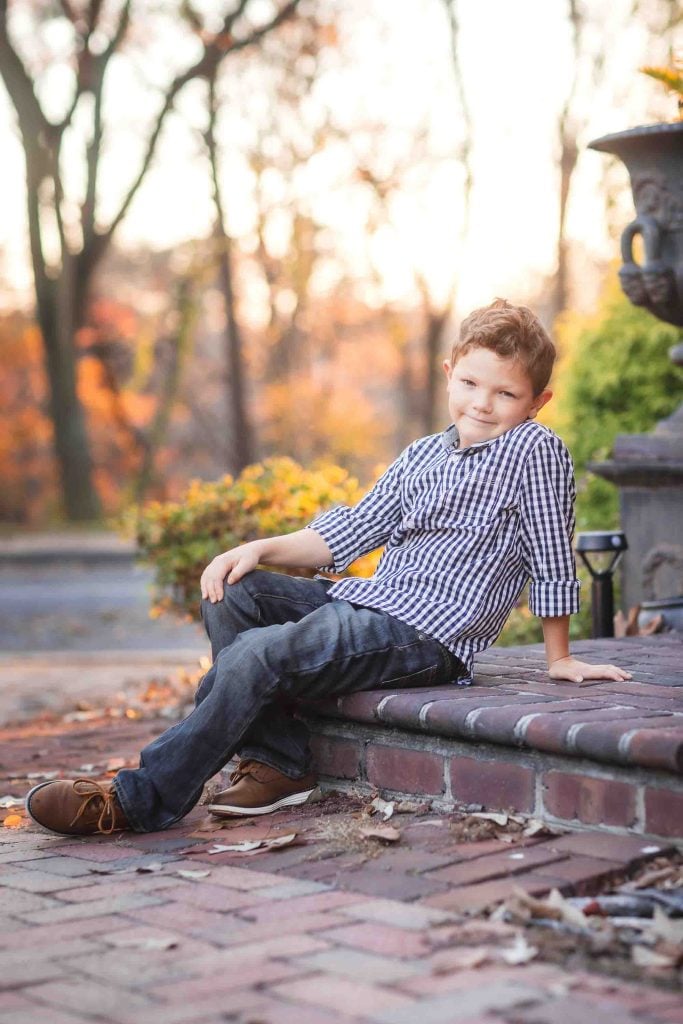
413, 630, 457, 680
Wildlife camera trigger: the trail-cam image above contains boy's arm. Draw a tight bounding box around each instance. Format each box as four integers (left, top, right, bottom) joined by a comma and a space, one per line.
201, 529, 332, 603
519, 437, 631, 683
202, 442, 411, 603
542, 615, 632, 683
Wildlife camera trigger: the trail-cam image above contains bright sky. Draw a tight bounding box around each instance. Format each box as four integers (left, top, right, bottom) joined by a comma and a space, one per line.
0, 0, 676, 316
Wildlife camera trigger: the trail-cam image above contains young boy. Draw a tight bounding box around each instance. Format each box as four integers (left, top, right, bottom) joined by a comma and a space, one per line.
27, 299, 631, 836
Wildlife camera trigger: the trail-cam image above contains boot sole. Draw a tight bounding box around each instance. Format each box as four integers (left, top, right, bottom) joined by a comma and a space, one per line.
207, 786, 321, 817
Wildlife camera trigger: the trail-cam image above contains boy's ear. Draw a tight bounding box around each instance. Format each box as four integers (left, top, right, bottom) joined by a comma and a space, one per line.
530, 389, 553, 417
442, 359, 452, 381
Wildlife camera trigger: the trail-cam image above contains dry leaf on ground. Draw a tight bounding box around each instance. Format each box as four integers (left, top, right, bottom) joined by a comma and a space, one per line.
649, 906, 683, 946
176, 869, 211, 880
208, 832, 298, 855
632, 945, 679, 969
108, 935, 178, 951
358, 824, 401, 843
499, 933, 539, 965
470, 811, 510, 826
431, 947, 490, 973
394, 800, 431, 814
368, 796, 395, 820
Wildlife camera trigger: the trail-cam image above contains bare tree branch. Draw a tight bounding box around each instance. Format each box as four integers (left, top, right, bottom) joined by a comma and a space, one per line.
0, 2, 51, 150
205, 68, 254, 470
97, 0, 301, 260
442, 0, 473, 234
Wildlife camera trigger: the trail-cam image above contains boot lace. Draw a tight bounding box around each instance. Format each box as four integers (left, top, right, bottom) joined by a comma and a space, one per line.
70, 779, 122, 835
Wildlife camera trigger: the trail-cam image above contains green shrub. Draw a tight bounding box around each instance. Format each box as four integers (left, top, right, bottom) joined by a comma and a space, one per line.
126, 457, 381, 620
554, 281, 682, 530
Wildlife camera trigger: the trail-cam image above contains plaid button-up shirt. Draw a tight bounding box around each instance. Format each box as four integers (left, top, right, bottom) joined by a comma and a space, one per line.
309, 419, 581, 678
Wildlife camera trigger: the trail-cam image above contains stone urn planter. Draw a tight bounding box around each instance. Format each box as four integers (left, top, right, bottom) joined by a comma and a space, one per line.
588, 121, 683, 621
589, 121, 683, 329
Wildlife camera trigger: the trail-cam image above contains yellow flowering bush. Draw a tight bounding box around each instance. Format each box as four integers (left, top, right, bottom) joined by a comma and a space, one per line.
127, 457, 382, 620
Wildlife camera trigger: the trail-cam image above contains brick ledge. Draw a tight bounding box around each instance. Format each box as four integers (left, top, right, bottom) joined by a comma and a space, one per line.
302, 714, 683, 843
309, 634, 683, 776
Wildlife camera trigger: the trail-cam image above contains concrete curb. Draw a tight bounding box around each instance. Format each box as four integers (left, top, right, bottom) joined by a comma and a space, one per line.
0, 532, 138, 566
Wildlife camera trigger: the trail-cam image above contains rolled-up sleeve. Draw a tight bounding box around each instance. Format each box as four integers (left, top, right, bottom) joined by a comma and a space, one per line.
308, 448, 409, 572
518, 436, 581, 617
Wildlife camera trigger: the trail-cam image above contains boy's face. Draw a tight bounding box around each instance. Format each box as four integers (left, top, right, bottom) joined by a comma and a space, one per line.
443, 347, 552, 449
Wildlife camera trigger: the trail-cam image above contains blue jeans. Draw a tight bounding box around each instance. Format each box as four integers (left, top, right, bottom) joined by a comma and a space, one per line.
114, 570, 461, 832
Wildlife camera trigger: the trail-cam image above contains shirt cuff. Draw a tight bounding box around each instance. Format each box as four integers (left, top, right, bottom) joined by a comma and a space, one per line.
308, 510, 358, 573
528, 579, 581, 618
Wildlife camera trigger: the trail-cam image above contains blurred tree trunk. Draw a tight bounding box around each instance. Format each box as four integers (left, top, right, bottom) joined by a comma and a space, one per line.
205, 71, 255, 473
133, 279, 196, 502
551, 0, 584, 323
0, 0, 300, 519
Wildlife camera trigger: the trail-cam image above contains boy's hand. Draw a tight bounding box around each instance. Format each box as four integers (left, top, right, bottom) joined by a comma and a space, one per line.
548, 656, 632, 684
200, 543, 262, 603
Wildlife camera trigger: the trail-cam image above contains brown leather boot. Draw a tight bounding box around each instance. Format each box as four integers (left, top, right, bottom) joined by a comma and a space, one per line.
26, 779, 130, 836
207, 760, 320, 817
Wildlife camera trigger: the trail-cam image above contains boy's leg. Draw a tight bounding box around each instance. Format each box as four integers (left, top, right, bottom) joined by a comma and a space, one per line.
197, 571, 335, 776
25, 571, 334, 838
112, 600, 455, 832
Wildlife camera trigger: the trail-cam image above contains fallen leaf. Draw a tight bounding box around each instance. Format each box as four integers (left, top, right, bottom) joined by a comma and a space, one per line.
649, 906, 683, 946
546, 889, 591, 929
522, 818, 566, 837
0, 796, 23, 808
502, 887, 580, 926
369, 797, 395, 820
176, 869, 211, 880
469, 812, 509, 826
135, 862, 165, 873
63, 711, 100, 723
431, 947, 490, 973
358, 824, 401, 843
632, 945, 678, 968
208, 832, 298, 854
3, 814, 23, 828
500, 933, 539, 965
108, 935, 178, 951
25, 771, 59, 781
394, 800, 431, 814
624, 865, 680, 890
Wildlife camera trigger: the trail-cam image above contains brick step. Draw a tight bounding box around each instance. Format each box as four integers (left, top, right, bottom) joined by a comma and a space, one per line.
303, 633, 683, 842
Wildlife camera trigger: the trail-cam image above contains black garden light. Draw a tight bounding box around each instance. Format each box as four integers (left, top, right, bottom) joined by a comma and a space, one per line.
576, 531, 628, 638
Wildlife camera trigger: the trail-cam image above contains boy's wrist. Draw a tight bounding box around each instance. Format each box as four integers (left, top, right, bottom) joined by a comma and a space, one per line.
548, 654, 572, 667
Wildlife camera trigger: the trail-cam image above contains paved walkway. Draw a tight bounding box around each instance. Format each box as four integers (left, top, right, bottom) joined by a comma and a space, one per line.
2, 709, 682, 1024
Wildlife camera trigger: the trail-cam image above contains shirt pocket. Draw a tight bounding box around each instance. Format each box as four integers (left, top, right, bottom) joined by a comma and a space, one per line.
432, 506, 521, 555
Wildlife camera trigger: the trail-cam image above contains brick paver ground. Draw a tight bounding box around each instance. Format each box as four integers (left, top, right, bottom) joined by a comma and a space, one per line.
2, 707, 682, 1024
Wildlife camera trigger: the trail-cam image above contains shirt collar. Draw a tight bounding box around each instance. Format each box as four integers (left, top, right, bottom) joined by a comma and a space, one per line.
440, 424, 495, 456
440, 419, 536, 456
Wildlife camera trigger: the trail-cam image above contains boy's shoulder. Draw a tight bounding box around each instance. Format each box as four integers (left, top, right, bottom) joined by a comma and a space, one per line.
504, 422, 575, 490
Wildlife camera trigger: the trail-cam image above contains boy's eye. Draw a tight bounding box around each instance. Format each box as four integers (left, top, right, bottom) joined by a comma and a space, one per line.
461, 379, 475, 387
501, 391, 516, 398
